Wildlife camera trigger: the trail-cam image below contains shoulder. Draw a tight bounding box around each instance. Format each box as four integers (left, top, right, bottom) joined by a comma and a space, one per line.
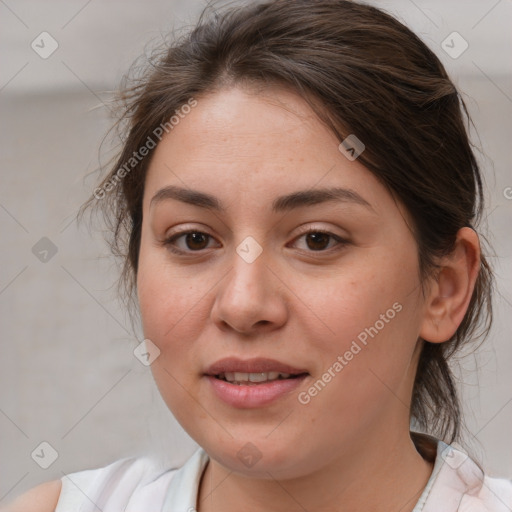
1, 479, 62, 512
54, 455, 180, 511
2, 456, 179, 512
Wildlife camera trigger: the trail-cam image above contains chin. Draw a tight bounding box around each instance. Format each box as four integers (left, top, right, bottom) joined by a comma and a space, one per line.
201, 436, 314, 479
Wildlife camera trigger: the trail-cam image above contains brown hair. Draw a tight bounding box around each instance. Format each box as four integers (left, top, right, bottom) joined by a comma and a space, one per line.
82, 0, 494, 445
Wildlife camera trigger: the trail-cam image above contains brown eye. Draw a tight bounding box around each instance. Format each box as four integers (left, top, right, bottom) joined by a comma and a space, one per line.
304, 232, 331, 251
292, 229, 348, 253
163, 228, 347, 256
163, 230, 217, 254
183, 232, 210, 250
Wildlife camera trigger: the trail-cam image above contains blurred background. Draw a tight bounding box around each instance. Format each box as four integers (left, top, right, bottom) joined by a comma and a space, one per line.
1, 0, 511, 503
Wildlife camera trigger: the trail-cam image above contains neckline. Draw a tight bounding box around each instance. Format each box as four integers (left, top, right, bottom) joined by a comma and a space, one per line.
162, 437, 448, 512
162, 447, 210, 511
411, 439, 446, 511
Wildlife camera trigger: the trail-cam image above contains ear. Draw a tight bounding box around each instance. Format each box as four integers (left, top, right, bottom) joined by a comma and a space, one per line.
419, 227, 481, 343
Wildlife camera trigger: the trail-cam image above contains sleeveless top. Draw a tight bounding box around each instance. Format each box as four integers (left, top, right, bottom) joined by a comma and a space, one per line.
54, 439, 512, 511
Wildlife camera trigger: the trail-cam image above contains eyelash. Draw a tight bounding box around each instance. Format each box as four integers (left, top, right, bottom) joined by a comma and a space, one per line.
161, 227, 349, 256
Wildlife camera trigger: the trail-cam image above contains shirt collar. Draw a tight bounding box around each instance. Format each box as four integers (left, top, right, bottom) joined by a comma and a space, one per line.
162, 446, 209, 511
421, 440, 485, 512
162, 439, 485, 512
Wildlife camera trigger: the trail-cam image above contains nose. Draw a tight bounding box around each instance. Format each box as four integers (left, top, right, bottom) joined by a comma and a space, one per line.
210, 244, 288, 335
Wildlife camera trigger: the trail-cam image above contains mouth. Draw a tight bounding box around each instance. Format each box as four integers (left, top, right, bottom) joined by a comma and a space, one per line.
204, 357, 309, 408
213, 371, 307, 385
204, 356, 309, 382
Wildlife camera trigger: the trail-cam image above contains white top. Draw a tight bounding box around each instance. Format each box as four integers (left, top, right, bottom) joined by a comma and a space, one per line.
55, 439, 512, 511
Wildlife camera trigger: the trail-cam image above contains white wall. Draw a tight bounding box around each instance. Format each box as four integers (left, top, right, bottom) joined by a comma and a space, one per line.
1, 0, 511, 503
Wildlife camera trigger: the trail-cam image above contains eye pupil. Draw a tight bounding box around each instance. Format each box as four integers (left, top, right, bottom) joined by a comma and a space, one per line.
186, 232, 208, 250
306, 232, 330, 251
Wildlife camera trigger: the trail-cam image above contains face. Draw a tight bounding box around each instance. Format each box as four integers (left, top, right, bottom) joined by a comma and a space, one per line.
137, 85, 428, 479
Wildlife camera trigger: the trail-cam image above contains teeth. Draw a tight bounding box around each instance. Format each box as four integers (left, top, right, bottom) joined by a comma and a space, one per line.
220, 372, 292, 383
250, 371, 278, 382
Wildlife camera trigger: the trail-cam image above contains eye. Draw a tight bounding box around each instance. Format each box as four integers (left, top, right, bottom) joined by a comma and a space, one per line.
290, 228, 348, 252
162, 227, 348, 256
163, 230, 218, 254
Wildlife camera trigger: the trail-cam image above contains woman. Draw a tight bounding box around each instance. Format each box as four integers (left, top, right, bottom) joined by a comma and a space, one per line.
5, 0, 511, 510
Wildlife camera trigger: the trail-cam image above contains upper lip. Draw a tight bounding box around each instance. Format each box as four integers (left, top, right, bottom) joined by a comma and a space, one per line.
204, 357, 309, 376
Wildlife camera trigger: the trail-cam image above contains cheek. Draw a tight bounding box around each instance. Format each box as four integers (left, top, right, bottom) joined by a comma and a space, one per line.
136, 246, 200, 349
136, 252, 208, 419
301, 251, 421, 402
138, 272, 206, 347
305, 261, 409, 354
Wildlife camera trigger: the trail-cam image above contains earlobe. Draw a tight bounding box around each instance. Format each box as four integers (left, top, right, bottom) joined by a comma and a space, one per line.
419, 227, 480, 344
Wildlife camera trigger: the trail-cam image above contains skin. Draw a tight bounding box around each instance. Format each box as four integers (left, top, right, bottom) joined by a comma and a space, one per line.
137, 85, 480, 512
1, 480, 61, 512
3, 84, 480, 511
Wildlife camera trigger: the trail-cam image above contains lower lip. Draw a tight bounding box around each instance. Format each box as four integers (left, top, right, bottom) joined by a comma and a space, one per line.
205, 375, 308, 408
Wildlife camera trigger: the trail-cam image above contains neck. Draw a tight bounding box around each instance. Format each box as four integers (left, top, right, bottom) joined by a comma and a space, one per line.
197, 429, 435, 512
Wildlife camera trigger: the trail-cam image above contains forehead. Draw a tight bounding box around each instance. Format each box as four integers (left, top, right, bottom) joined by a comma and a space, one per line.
142, 85, 394, 218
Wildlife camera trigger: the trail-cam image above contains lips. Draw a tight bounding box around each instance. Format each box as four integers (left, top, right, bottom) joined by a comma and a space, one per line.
204, 357, 309, 377
204, 357, 309, 408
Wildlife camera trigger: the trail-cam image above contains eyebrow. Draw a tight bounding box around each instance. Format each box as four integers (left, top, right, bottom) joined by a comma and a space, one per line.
150, 185, 374, 214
